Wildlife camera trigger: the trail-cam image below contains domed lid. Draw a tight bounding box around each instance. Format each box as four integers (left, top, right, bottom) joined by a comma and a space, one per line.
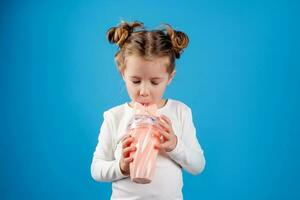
133, 102, 158, 117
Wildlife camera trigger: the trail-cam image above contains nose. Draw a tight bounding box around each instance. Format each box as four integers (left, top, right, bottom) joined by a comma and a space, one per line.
139, 83, 150, 97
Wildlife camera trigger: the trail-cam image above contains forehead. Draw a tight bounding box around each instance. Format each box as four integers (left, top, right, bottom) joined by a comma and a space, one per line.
124, 55, 169, 77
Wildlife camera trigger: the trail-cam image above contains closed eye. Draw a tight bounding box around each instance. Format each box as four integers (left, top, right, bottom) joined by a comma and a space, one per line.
151, 82, 159, 85
131, 80, 160, 85
132, 80, 140, 84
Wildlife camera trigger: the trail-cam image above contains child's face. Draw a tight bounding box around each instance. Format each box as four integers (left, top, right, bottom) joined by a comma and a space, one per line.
122, 55, 175, 106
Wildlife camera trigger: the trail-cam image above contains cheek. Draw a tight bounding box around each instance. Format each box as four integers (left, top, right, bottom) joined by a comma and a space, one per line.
126, 83, 138, 95
154, 85, 167, 96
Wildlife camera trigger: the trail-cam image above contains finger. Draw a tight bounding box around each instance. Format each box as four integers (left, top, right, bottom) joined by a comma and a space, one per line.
159, 116, 172, 128
159, 134, 165, 143
160, 114, 171, 125
121, 134, 131, 142
154, 141, 170, 150
123, 145, 136, 155
158, 116, 167, 125
158, 117, 175, 135
123, 146, 136, 157
154, 143, 162, 150
123, 156, 133, 164
158, 119, 171, 133
122, 136, 134, 148
159, 129, 172, 140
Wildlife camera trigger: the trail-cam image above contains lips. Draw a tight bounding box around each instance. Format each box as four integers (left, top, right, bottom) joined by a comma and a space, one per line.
138, 102, 151, 106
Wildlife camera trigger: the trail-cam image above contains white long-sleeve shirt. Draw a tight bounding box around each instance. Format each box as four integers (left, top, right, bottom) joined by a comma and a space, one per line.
91, 99, 205, 200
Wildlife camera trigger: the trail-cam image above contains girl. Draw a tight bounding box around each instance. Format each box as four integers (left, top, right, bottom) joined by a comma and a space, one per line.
91, 21, 205, 200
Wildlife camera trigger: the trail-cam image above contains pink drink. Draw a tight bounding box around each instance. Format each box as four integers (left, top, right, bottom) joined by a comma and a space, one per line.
128, 103, 161, 184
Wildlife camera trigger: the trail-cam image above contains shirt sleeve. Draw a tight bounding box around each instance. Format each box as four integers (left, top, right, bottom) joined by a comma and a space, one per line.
166, 107, 206, 175
90, 111, 129, 182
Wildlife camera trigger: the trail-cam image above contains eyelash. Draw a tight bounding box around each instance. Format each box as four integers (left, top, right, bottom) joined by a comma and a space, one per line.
132, 81, 159, 85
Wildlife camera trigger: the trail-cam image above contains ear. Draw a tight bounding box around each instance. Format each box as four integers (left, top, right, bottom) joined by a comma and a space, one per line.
167, 70, 176, 85
121, 70, 126, 81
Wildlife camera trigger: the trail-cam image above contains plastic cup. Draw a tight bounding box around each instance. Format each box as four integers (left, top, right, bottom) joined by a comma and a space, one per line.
127, 115, 160, 184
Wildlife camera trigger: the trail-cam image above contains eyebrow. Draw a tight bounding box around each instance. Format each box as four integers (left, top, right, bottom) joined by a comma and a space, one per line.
129, 76, 164, 80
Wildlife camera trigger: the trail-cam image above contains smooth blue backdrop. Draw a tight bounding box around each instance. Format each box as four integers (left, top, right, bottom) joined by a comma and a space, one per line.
1, 0, 299, 199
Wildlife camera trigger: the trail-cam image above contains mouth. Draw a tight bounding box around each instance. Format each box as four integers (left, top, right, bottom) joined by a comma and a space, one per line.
138, 102, 151, 106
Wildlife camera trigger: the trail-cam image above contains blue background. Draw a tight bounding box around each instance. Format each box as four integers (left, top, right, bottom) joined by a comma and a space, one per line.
1, 0, 299, 199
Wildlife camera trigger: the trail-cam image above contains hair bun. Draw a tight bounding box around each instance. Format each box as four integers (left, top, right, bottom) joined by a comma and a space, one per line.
107, 21, 144, 48
164, 24, 189, 58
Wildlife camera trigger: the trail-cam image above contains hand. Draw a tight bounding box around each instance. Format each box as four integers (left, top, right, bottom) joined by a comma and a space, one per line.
155, 114, 178, 152
119, 135, 136, 175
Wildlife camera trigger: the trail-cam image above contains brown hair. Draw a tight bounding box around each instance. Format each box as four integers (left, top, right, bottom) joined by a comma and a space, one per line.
106, 20, 189, 74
